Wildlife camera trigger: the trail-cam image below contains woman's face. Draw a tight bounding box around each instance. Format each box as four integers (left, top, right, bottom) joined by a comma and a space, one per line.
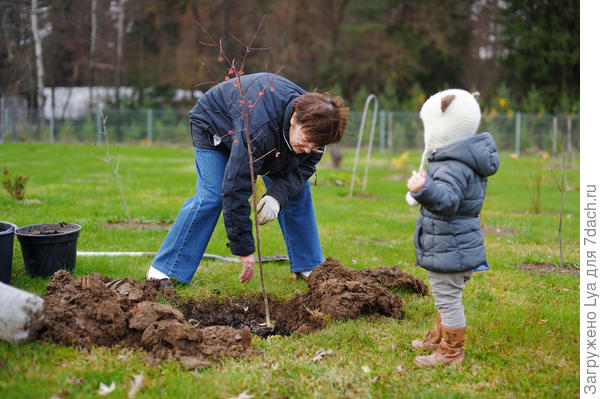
289, 113, 318, 154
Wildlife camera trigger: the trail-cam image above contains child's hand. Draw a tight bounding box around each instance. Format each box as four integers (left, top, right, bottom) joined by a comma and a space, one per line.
407, 168, 426, 193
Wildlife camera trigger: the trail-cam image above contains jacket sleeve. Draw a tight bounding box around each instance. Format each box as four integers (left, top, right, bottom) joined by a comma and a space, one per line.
411, 162, 469, 217
221, 113, 271, 256
266, 151, 323, 207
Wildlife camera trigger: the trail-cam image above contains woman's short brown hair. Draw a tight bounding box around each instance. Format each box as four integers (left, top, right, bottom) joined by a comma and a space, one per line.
292, 92, 349, 147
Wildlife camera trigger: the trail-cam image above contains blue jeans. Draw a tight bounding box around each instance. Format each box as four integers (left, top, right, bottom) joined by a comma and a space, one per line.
152, 148, 325, 283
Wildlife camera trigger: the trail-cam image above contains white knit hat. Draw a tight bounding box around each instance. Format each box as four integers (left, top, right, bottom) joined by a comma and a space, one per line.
406, 89, 481, 206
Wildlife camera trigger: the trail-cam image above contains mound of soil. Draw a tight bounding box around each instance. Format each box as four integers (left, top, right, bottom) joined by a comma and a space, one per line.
41, 271, 258, 368
274, 258, 426, 334
180, 258, 428, 336
40, 258, 427, 368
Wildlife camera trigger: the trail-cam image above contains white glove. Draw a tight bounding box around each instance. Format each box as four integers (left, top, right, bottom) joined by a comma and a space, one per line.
256, 195, 280, 225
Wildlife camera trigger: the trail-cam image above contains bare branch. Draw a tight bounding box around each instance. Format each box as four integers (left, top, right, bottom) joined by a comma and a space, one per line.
100, 113, 131, 223
253, 147, 278, 163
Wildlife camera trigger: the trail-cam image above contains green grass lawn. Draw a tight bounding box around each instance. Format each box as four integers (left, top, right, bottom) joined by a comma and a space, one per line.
0, 143, 580, 398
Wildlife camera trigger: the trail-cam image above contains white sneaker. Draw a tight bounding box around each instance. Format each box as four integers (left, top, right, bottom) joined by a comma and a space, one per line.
146, 265, 170, 280
294, 270, 312, 281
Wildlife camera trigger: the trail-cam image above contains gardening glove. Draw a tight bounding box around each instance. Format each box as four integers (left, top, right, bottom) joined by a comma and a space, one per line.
239, 254, 255, 283
256, 195, 280, 225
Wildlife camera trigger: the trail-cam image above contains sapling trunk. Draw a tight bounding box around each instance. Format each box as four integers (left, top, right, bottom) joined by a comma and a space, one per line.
236, 73, 272, 327
101, 113, 132, 224
554, 156, 566, 268
198, 17, 272, 326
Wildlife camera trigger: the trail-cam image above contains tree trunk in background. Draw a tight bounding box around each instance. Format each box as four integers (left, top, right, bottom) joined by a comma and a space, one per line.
115, 0, 127, 108
219, 0, 229, 55
89, 0, 97, 110
30, 0, 45, 109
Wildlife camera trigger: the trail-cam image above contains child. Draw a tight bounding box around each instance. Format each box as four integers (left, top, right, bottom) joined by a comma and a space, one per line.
406, 89, 500, 366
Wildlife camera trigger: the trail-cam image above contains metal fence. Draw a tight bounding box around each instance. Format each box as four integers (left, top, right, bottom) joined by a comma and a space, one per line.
0, 102, 580, 156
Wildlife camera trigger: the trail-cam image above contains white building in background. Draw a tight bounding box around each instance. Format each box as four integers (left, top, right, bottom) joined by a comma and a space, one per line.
41, 87, 204, 119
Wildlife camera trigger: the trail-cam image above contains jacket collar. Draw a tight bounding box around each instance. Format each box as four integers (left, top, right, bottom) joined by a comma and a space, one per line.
282, 99, 296, 152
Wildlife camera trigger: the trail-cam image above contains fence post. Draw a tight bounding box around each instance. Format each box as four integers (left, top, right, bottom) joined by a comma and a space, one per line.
0, 96, 4, 144
146, 108, 152, 146
96, 105, 102, 146
387, 112, 393, 152
567, 116, 572, 165
49, 95, 55, 144
379, 110, 385, 152
515, 112, 521, 156
552, 116, 557, 156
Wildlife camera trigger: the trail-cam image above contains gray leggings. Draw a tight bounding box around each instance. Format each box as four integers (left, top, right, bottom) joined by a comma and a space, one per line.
427, 269, 474, 328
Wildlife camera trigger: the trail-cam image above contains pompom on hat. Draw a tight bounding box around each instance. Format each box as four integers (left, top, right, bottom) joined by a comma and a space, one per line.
406, 89, 482, 206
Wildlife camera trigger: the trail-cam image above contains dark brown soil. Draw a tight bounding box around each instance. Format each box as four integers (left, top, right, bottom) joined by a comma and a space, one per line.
19, 222, 78, 235
40, 258, 427, 368
520, 262, 580, 277
41, 271, 258, 368
179, 259, 428, 337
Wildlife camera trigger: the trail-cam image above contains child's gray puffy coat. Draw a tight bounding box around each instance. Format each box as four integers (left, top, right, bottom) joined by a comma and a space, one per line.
410, 132, 500, 273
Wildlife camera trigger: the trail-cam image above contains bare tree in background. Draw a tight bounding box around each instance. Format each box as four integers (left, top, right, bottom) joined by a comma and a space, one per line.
89, 0, 98, 108
115, 0, 127, 108
30, 0, 45, 110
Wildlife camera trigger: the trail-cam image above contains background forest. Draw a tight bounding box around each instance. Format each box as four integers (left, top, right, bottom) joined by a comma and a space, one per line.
0, 0, 580, 114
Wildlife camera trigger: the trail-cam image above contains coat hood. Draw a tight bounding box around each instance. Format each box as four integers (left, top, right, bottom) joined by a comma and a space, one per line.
429, 132, 500, 177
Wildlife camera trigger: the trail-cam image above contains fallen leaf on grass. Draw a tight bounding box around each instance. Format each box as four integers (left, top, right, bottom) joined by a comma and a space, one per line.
312, 348, 334, 362
128, 373, 144, 399
98, 382, 116, 395
228, 390, 253, 399
66, 377, 84, 385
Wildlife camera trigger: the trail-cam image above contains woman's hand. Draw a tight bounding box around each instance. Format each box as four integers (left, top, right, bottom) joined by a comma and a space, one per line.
239, 254, 255, 283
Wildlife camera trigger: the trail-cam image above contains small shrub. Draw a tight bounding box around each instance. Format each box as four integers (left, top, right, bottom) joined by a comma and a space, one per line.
2, 164, 29, 200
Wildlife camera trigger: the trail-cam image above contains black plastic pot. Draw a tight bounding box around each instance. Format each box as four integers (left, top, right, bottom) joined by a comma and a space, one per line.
0, 221, 17, 284
16, 222, 81, 278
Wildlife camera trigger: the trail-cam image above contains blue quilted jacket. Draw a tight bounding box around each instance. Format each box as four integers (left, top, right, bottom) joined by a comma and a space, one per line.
410, 132, 500, 273
189, 73, 322, 256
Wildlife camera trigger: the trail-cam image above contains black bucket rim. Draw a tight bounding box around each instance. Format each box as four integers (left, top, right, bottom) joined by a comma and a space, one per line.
16, 222, 81, 238
0, 221, 17, 236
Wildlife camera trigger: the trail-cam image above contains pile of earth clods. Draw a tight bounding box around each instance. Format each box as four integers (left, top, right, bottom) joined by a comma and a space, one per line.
40, 258, 427, 368
271, 257, 428, 334
41, 270, 258, 369
180, 258, 428, 336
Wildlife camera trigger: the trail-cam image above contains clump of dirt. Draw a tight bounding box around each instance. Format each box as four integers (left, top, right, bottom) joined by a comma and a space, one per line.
273, 258, 424, 334
362, 265, 429, 295
40, 258, 427, 367
180, 258, 428, 336
41, 271, 258, 368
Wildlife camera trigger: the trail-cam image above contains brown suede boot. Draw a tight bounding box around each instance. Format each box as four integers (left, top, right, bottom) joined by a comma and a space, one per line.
414, 325, 465, 367
411, 313, 442, 350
